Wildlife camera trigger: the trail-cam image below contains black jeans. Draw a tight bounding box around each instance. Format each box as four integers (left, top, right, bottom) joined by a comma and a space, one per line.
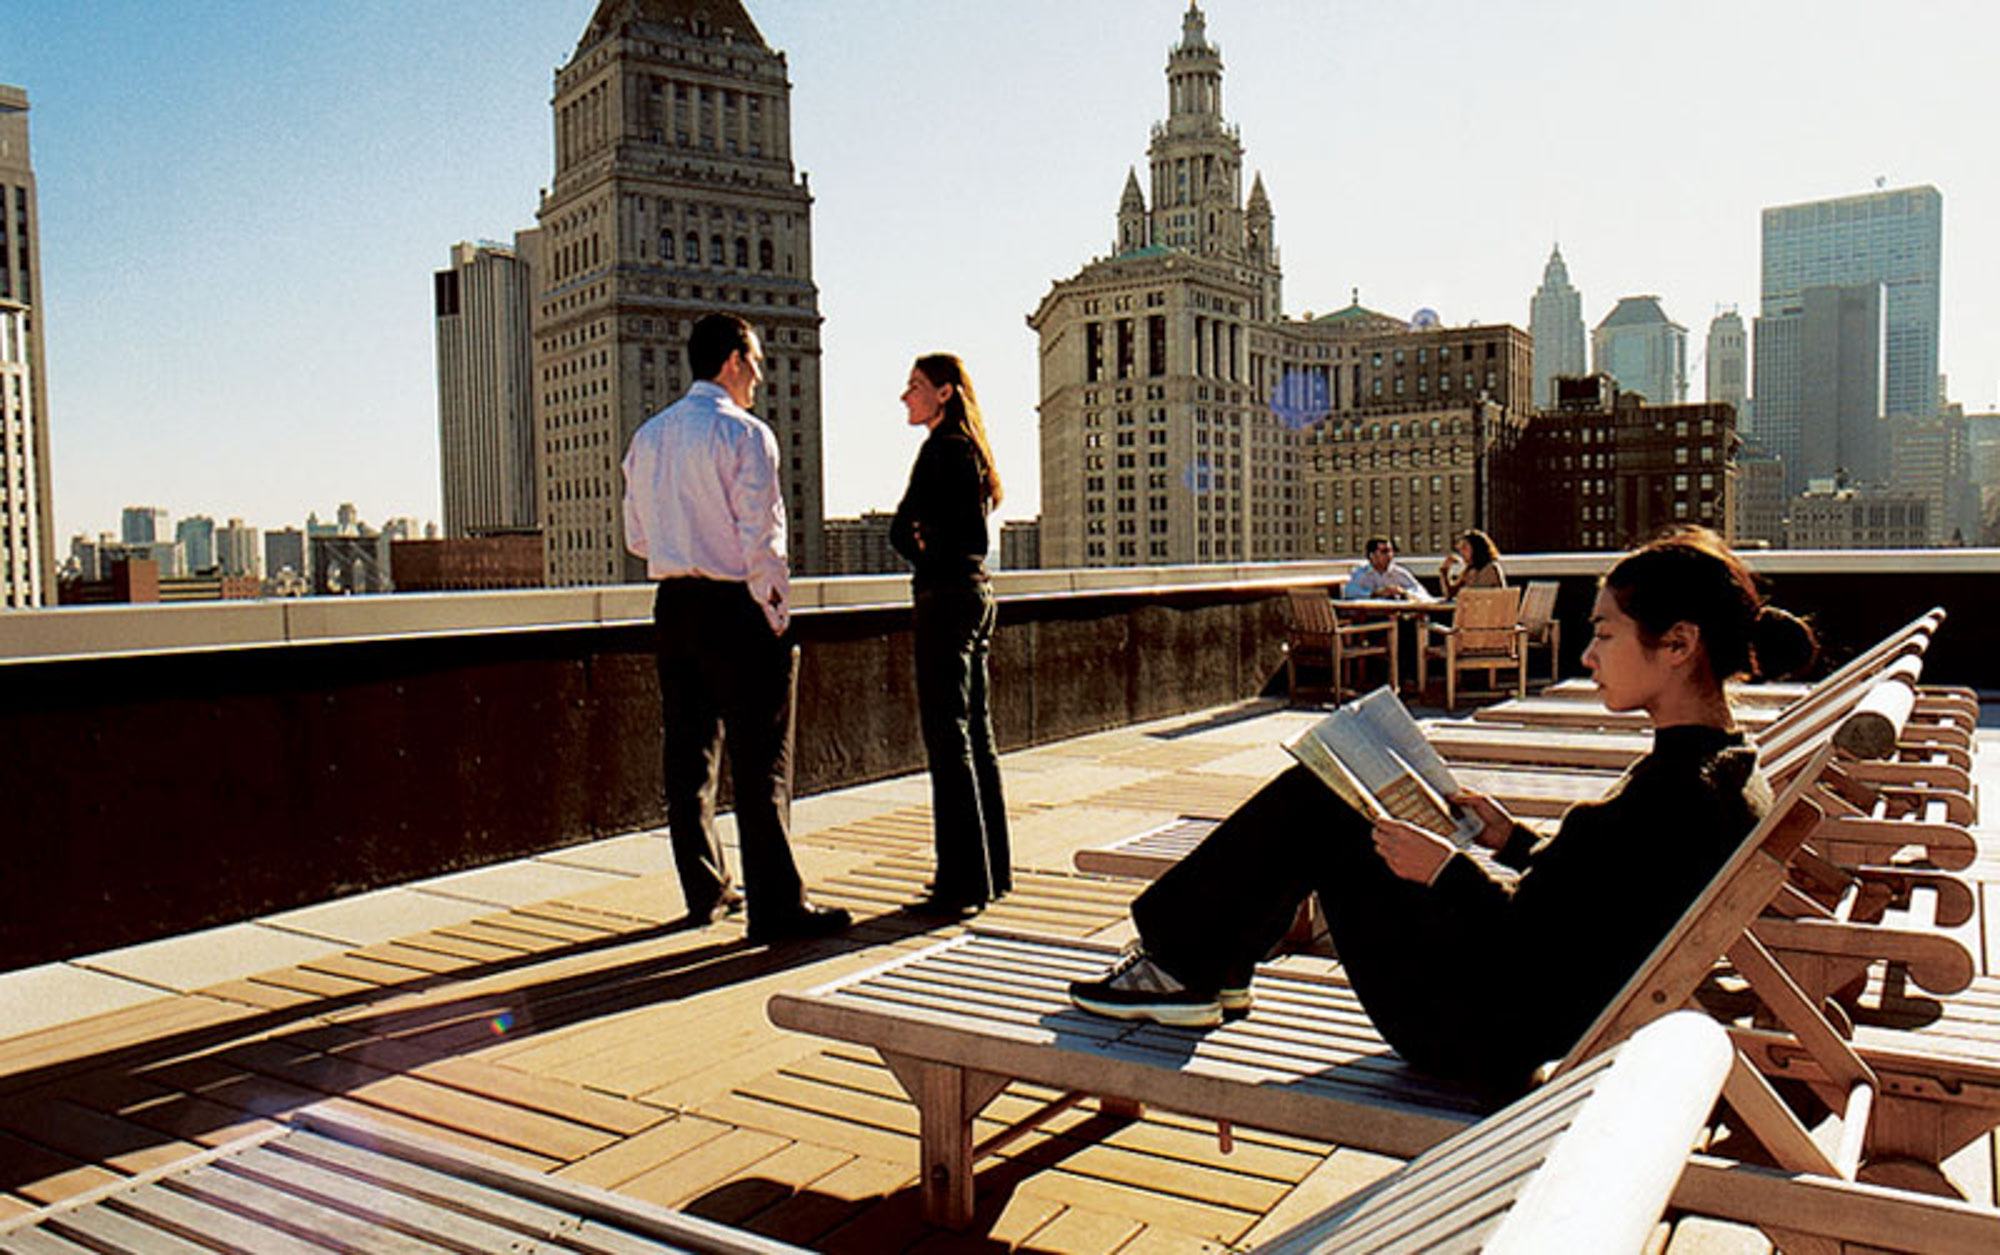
913, 579, 1011, 902
1131, 765, 1515, 1092
654, 577, 806, 929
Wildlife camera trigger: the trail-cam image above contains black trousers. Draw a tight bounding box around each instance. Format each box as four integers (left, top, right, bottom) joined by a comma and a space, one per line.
654, 577, 805, 929
913, 579, 1012, 902
1132, 765, 1513, 1091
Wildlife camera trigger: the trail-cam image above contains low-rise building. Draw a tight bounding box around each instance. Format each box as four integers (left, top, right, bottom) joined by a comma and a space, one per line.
1501, 375, 1737, 552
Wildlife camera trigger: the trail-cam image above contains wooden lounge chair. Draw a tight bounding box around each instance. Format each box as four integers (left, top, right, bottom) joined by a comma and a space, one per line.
1245, 1012, 1733, 1254
1284, 587, 1397, 705
0, 1108, 811, 1255
1516, 579, 1562, 687
1415, 586, 1527, 710
774, 746, 2000, 1248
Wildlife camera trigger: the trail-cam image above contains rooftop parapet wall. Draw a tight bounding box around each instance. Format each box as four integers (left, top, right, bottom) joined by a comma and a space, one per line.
3, 554, 1992, 971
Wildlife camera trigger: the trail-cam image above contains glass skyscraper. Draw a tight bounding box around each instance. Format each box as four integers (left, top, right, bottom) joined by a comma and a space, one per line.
1754, 185, 1942, 493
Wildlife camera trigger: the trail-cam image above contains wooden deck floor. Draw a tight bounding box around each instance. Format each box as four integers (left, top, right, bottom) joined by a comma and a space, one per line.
3, 697, 1997, 1253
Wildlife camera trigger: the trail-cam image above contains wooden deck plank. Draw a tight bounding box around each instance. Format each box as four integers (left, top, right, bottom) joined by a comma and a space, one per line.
616, 1125, 791, 1211
343, 940, 481, 977
725, 1154, 914, 1249
28, 1069, 278, 1152
0, 998, 256, 1092
0, 1094, 206, 1179
192, 978, 325, 1012
675, 1140, 855, 1228
244, 966, 376, 1000
554, 1113, 739, 1190
0, 1128, 123, 1207
215, 1039, 618, 1163
295, 951, 438, 987
302, 1096, 564, 1173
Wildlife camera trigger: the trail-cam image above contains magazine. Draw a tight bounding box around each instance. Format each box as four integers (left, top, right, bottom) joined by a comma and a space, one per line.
1282, 686, 1482, 847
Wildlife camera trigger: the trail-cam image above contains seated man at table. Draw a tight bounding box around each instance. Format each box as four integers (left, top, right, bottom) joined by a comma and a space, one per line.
1344, 536, 1432, 600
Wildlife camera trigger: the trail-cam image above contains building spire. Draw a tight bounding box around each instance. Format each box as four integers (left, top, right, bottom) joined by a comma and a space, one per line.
1181, 1, 1209, 51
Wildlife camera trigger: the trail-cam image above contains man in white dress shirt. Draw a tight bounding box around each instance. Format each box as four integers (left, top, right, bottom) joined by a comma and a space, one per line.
622, 313, 850, 944
1343, 535, 1432, 600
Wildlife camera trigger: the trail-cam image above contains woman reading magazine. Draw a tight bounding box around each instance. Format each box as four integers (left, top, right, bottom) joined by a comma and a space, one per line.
1070, 527, 1817, 1095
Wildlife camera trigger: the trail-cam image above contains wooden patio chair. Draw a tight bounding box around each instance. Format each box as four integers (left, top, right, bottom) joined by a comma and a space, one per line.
767, 746, 2000, 1247
1246, 1012, 1733, 1254
1517, 579, 1562, 686
1283, 587, 1396, 704
1416, 586, 1527, 709
0, 1108, 811, 1255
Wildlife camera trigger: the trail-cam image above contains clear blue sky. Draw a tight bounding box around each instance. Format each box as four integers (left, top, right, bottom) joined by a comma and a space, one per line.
7, 0, 1996, 544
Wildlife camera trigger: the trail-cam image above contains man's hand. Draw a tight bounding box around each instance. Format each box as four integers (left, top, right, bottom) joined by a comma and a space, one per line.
1372, 818, 1455, 884
1449, 790, 1514, 849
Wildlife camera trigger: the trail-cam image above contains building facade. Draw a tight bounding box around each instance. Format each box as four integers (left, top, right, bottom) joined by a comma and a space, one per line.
0, 86, 52, 606
1705, 308, 1747, 418
176, 515, 216, 574
534, 0, 825, 585
820, 511, 899, 576
1759, 185, 1941, 427
1787, 484, 1929, 549
1889, 409, 1974, 545
1529, 245, 1586, 411
435, 238, 540, 539
121, 506, 169, 544
1732, 440, 1787, 548
998, 518, 1041, 570
1502, 375, 1738, 552
264, 527, 308, 583
1757, 280, 1892, 498
216, 518, 260, 578
1591, 295, 1686, 405
1029, 4, 1532, 569
0, 300, 38, 606
1291, 313, 1533, 559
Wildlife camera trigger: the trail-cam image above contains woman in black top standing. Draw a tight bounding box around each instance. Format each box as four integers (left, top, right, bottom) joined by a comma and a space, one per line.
892, 354, 1011, 916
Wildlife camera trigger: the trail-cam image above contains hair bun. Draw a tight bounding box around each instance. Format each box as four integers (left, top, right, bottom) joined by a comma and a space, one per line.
1749, 605, 1818, 681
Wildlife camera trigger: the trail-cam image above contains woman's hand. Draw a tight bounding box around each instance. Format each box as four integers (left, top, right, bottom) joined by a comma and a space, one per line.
1371, 818, 1456, 884
1450, 790, 1514, 849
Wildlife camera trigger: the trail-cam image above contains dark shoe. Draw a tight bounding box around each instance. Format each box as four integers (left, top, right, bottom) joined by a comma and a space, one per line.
747, 902, 852, 944
911, 893, 985, 920
1220, 964, 1254, 1019
683, 886, 745, 927
1068, 943, 1221, 1028
1219, 983, 1254, 1020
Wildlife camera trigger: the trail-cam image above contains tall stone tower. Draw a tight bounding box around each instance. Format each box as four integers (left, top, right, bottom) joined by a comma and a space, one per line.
1528, 245, 1585, 410
1705, 308, 1747, 419
1029, 2, 1288, 567
535, 0, 824, 585
0, 85, 53, 607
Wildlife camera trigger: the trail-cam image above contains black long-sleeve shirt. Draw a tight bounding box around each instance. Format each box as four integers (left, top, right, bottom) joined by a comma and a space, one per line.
890, 426, 991, 589
1425, 724, 1769, 1086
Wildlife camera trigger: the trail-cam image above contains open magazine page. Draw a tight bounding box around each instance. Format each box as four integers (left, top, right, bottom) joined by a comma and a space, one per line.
1346, 688, 1463, 804
1283, 687, 1483, 847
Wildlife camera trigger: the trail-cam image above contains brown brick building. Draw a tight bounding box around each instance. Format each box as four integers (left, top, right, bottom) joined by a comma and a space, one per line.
1501, 375, 1739, 552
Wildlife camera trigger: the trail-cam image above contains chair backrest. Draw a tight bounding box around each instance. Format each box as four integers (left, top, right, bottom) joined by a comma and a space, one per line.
1518, 580, 1559, 631
1285, 588, 1339, 635
1454, 586, 1522, 655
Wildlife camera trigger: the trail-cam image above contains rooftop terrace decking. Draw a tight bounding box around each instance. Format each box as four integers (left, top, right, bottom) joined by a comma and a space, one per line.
5, 695, 1999, 1253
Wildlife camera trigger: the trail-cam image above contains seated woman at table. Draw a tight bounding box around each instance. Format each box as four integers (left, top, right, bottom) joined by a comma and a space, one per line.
1070, 526, 1816, 1096
1438, 528, 1505, 597
1342, 535, 1431, 600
